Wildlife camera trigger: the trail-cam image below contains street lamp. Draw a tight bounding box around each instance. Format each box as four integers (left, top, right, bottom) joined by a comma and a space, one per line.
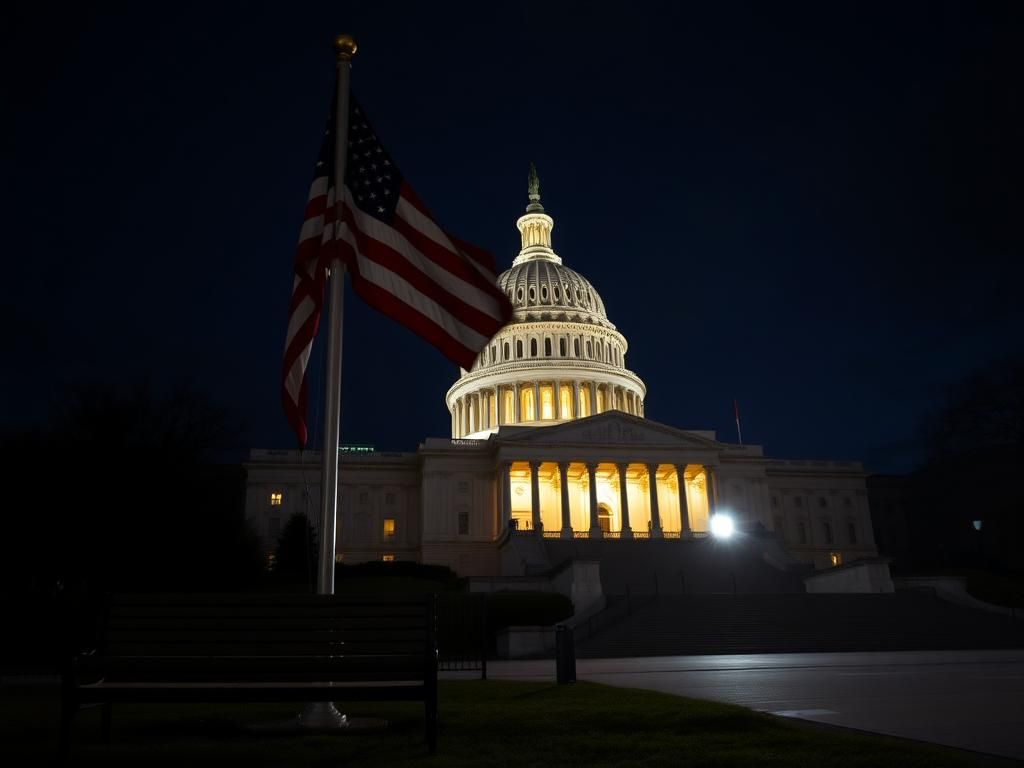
710, 512, 735, 539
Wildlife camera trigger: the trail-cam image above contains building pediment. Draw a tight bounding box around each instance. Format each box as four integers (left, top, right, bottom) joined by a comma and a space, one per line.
495, 411, 725, 450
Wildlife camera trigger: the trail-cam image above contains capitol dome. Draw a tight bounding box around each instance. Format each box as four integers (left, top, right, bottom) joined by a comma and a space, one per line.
446, 165, 646, 439
497, 259, 612, 328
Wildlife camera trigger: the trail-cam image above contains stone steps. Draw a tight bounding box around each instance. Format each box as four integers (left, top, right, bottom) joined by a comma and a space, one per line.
576, 593, 1024, 657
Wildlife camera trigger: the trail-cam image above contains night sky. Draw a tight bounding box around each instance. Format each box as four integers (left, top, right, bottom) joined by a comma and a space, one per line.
5, 2, 1022, 472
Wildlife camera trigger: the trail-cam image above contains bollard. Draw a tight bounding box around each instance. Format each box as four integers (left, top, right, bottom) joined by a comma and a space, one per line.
555, 624, 576, 684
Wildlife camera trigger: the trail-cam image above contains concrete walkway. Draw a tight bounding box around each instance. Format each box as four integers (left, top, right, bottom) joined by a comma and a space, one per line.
475, 649, 1024, 761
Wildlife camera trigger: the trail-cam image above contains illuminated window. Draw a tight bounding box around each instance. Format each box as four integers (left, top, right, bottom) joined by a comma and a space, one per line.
383, 518, 395, 538
269, 492, 283, 506
540, 385, 554, 420
830, 552, 842, 567
382, 554, 395, 562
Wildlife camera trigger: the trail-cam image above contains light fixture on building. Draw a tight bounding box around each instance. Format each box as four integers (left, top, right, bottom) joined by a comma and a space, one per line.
710, 512, 734, 539
972, 520, 983, 531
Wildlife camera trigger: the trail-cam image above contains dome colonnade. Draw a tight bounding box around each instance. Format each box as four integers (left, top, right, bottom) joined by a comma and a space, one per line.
447, 165, 646, 439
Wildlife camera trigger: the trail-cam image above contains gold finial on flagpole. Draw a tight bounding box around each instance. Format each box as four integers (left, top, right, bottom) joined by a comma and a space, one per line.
334, 34, 358, 61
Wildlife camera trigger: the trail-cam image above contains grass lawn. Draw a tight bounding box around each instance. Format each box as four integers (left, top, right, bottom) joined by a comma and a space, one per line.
3, 680, 990, 767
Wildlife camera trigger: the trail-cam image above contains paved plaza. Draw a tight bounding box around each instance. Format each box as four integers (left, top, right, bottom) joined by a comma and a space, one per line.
478, 649, 1024, 761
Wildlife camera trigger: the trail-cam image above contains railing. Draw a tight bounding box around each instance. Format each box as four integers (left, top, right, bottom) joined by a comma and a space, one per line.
513, 528, 704, 540
436, 592, 487, 679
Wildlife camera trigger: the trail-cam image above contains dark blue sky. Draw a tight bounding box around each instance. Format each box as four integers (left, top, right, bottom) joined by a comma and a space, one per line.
4, 1, 1022, 472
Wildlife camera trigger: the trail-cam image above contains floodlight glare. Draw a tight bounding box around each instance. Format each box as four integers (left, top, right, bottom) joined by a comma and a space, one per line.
710, 513, 734, 539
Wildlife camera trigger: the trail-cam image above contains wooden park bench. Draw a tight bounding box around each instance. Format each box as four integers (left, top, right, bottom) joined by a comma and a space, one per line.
60, 592, 438, 756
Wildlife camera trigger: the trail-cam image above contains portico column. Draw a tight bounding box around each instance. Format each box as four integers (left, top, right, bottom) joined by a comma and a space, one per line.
501, 461, 513, 529
529, 460, 542, 533
554, 380, 562, 419
676, 464, 691, 536
704, 464, 718, 515
573, 380, 581, 418
533, 382, 541, 420
587, 462, 601, 538
617, 462, 633, 539
514, 383, 522, 423
493, 387, 499, 428
647, 463, 663, 538
558, 461, 572, 539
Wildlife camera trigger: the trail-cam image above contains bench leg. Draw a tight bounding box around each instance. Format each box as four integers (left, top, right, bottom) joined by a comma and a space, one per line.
59, 700, 77, 765
101, 703, 113, 744
425, 698, 437, 754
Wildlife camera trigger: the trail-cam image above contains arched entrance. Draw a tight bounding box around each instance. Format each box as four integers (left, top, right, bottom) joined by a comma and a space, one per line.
598, 503, 613, 533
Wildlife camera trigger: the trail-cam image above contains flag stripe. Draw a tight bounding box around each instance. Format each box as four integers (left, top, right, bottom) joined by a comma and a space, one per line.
281, 91, 512, 447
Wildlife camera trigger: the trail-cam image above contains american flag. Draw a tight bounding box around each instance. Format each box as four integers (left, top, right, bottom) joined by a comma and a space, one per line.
282, 93, 513, 447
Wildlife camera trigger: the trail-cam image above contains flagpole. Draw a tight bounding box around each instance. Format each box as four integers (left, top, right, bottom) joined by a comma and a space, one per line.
318, 34, 356, 596
734, 399, 743, 446
297, 34, 357, 732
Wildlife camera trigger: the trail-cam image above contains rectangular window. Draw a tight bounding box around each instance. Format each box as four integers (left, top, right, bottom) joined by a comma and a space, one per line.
797, 521, 807, 545
385, 491, 396, 505
383, 518, 395, 538
269, 492, 283, 506
458, 510, 469, 535
847, 522, 857, 544
358, 491, 369, 504
382, 554, 395, 562
823, 521, 833, 544
794, 497, 803, 508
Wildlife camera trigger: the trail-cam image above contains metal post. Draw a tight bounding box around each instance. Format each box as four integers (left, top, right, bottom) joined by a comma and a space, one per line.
317, 36, 355, 598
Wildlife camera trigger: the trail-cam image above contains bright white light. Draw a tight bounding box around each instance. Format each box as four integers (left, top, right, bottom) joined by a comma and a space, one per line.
710, 513, 734, 539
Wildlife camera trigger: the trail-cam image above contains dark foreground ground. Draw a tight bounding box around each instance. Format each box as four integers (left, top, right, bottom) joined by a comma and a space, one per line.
2, 679, 1012, 767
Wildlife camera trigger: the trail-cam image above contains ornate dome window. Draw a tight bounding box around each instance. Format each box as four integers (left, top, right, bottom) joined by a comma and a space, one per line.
554, 286, 560, 301
528, 286, 536, 302
517, 287, 524, 302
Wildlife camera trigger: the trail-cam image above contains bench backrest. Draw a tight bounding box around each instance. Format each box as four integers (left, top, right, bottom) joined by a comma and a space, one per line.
97, 593, 436, 683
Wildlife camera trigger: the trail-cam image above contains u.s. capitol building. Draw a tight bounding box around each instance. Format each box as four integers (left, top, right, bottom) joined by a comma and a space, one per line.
246, 171, 879, 579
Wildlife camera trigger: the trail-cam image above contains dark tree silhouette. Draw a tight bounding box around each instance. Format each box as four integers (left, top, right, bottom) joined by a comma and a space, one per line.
906, 357, 1024, 572
273, 512, 318, 588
